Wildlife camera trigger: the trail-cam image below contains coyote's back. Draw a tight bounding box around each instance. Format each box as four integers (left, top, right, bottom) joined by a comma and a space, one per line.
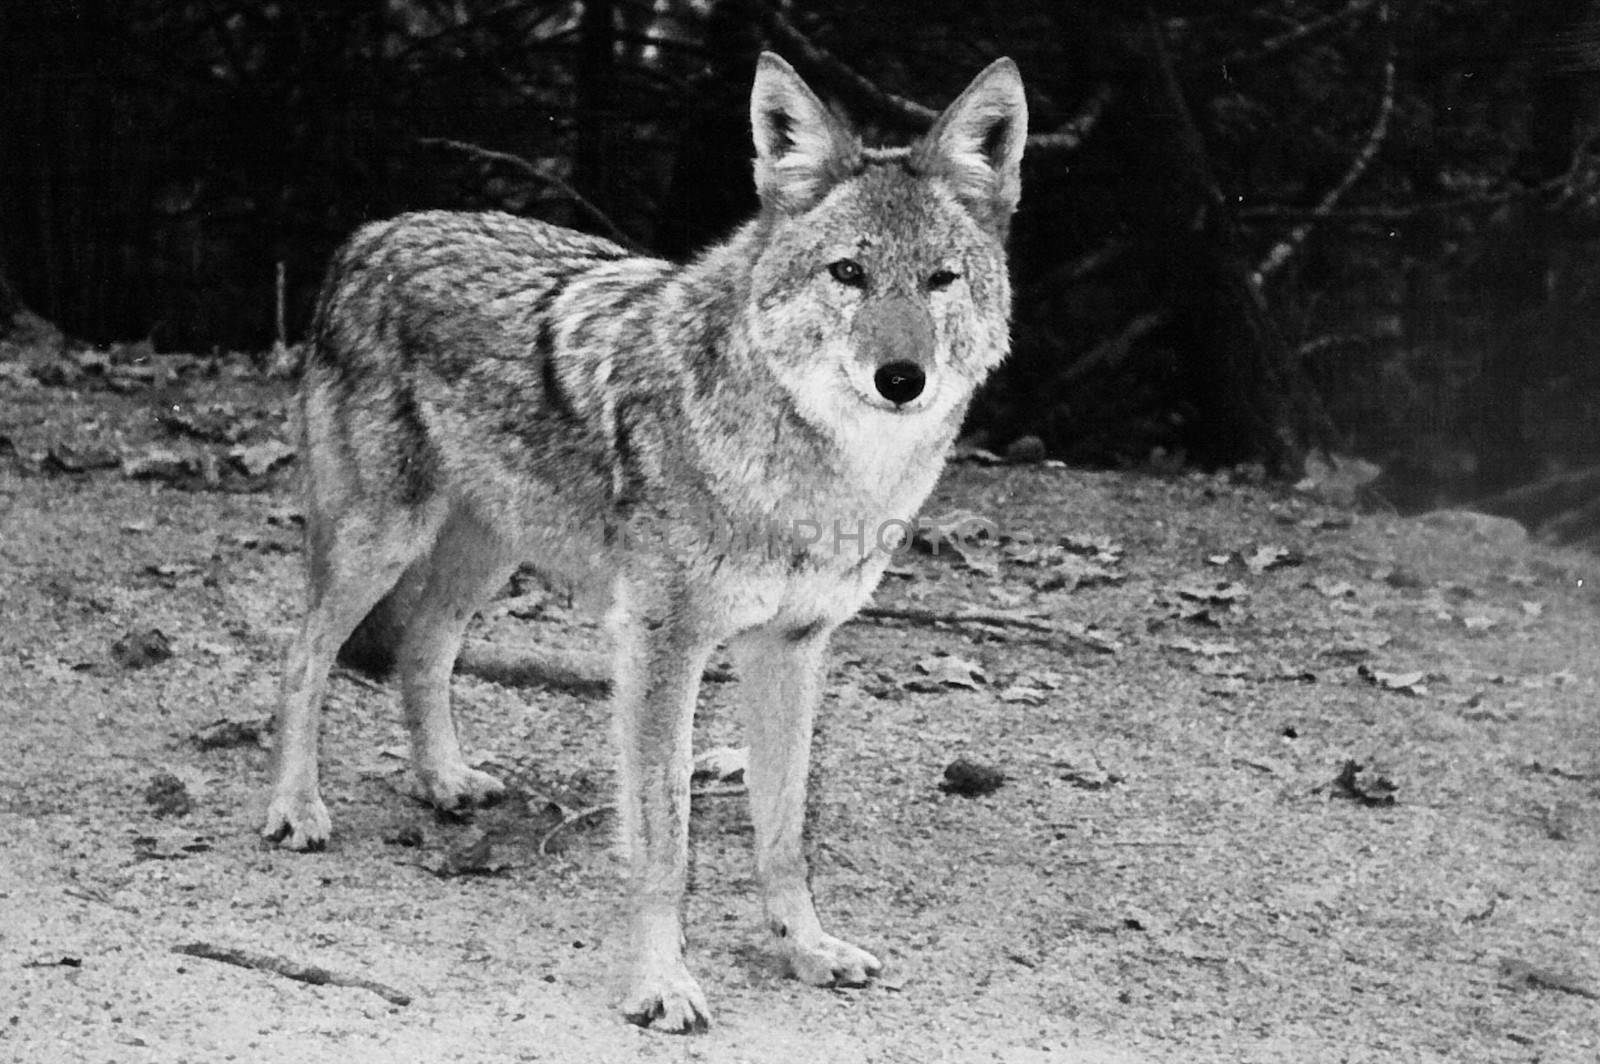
303, 213, 672, 539
264, 51, 1028, 1033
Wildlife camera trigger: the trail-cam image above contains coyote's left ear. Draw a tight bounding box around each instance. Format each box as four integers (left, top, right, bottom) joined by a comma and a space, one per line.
913, 58, 1028, 231
751, 52, 862, 214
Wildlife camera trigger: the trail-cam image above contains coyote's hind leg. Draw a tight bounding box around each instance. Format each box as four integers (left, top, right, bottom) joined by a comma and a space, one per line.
265, 507, 441, 850
395, 506, 520, 812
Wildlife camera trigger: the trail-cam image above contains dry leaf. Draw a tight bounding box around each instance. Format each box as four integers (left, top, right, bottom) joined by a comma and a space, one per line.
1032, 553, 1124, 592
1060, 533, 1124, 564
1357, 665, 1428, 696
122, 446, 198, 482
1164, 637, 1240, 657
44, 442, 120, 474
692, 746, 747, 785
1058, 621, 1122, 654
1175, 581, 1249, 605
229, 439, 296, 477
909, 654, 987, 690
1378, 566, 1427, 589
1244, 544, 1304, 574
1054, 749, 1122, 790
131, 830, 213, 860
997, 682, 1050, 706
912, 510, 998, 561
191, 716, 270, 751
1322, 759, 1398, 806
433, 828, 511, 878
158, 402, 247, 443
1309, 576, 1357, 598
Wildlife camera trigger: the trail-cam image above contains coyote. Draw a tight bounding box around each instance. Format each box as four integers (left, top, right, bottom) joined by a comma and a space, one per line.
262, 51, 1027, 1031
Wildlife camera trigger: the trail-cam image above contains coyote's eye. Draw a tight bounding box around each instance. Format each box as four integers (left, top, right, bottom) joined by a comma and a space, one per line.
827, 259, 867, 287
927, 268, 961, 290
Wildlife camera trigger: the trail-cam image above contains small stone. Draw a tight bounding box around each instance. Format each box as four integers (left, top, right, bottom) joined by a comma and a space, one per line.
143, 773, 193, 818
939, 757, 1006, 797
1005, 435, 1047, 463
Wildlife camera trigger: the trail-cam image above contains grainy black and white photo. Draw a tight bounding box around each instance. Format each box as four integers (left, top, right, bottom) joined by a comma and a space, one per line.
2, 2, 1596, 1061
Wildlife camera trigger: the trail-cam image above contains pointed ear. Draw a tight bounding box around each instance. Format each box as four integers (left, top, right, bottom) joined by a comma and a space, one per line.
912, 58, 1028, 230
750, 52, 861, 213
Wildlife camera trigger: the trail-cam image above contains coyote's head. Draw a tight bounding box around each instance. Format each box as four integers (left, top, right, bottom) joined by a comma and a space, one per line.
744, 52, 1027, 437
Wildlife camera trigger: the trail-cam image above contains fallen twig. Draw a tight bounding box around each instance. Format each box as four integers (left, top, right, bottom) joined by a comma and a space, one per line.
330, 665, 387, 695
861, 604, 1054, 632
416, 137, 640, 252
63, 886, 142, 915
1218, 0, 1381, 71
453, 640, 735, 691
1499, 957, 1600, 1001
173, 941, 412, 1007
537, 803, 613, 856
536, 785, 745, 856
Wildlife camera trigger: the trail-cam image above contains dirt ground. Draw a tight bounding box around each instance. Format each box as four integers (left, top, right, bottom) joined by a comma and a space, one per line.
1, 352, 1597, 1064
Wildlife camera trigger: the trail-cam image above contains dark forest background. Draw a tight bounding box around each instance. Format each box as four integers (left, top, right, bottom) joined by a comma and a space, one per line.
6, 0, 1600, 529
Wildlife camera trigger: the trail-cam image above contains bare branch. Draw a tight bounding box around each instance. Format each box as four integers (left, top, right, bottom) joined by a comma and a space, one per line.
1027, 82, 1117, 155
1252, 3, 1395, 290
416, 136, 642, 252
1219, 0, 1382, 71
1058, 310, 1172, 388
1021, 238, 1130, 302
756, 2, 937, 127
754, 0, 1110, 156
1238, 157, 1590, 225
1294, 333, 1372, 360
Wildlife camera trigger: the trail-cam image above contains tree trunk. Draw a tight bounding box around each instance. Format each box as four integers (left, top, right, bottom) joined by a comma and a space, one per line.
1115, 12, 1325, 475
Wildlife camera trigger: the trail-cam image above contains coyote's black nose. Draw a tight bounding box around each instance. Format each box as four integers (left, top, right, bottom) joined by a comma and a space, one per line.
874, 362, 926, 405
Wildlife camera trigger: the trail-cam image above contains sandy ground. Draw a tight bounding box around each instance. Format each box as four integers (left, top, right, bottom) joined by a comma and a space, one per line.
1, 360, 1597, 1063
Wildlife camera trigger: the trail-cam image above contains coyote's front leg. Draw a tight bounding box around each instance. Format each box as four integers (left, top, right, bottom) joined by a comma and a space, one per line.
612, 597, 717, 1033
734, 624, 883, 986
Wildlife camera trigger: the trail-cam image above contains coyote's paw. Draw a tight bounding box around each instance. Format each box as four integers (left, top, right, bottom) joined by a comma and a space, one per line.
410, 764, 507, 814
619, 959, 712, 1034
262, 790, 331, 851
783, 933, 882, 988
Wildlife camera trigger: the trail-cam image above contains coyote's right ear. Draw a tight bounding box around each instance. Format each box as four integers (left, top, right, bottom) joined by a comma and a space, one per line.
750, 52, 862, 214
